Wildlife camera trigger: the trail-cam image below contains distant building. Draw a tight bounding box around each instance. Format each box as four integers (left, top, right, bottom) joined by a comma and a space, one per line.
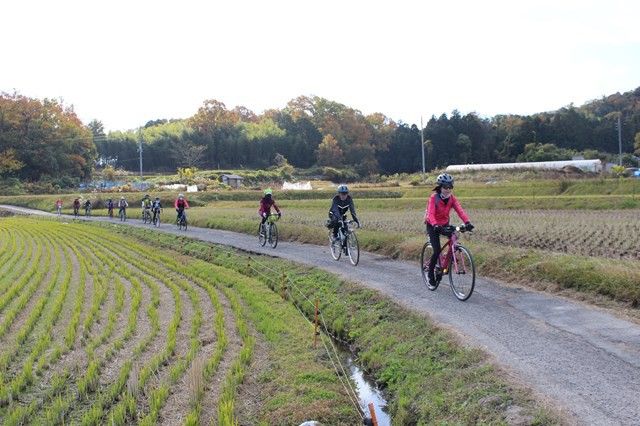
221, 174, 244, 188
446, 159, 602, 173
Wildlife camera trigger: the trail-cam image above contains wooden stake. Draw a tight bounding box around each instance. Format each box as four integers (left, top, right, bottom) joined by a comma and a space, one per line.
281, 267, 287, 300
368, 402, 379, 426
246, 251, 251, 277
314, 297, 319, 349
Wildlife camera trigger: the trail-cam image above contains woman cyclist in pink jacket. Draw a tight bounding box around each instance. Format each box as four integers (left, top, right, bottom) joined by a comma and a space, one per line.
423, 173, 474, 286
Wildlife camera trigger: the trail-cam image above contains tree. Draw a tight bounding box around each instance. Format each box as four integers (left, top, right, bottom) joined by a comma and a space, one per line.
0, 148, 24, 175
316, 135, 343, 166
171, 139, 207, 168
634, 132, 640, 156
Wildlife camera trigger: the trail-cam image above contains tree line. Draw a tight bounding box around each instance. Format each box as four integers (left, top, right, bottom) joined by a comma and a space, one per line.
2, 88, 639, 190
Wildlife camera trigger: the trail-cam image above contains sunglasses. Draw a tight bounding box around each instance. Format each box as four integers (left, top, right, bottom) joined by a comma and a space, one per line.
441, 185, 453, 190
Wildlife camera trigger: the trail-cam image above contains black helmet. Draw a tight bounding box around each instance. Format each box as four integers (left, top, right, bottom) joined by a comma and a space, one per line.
337, 185, 349, 194
436, 173, 454, 187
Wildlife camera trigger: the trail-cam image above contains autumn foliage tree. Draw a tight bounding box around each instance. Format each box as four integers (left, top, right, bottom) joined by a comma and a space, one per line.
0, 92, 97, 183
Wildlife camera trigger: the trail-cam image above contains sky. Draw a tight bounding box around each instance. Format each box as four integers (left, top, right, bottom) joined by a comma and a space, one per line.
2, 0, 639, 132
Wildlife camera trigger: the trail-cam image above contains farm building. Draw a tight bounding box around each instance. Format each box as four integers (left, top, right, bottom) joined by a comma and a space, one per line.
221, 174, 244, 188
446, 159, 602, 173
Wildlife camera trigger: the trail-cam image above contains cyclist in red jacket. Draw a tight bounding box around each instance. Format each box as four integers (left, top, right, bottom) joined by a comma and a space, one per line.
423, 173, 474, 286
258, 188, 281, 224
174, 193, 190, 222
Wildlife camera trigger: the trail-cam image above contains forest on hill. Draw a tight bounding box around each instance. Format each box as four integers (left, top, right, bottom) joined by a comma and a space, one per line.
1, 87, 639, 191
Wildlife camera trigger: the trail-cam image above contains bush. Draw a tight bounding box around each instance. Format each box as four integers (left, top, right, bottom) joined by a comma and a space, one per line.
322, 167, 360, 183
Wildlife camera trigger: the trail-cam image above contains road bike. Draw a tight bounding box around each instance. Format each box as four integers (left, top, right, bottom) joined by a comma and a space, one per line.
73, 206, 79, 217
152, 209, 161, 227
142, 208, 152, 224
258, 214, 279, 248
85, 206, 92, 217
328, 217, 360, 266
177, 209, 187, 231
119, 208, 127, 221
420, 224, 476, 301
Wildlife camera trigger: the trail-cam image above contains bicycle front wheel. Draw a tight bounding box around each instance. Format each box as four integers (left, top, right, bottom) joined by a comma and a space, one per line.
346, 232, 359, 266
258, 224, 267, 246
448, 244, 475, 301
329, 232, 341, 260
154, 213, 161, 227
421, 242, 439, 291
269, 223, 278, 248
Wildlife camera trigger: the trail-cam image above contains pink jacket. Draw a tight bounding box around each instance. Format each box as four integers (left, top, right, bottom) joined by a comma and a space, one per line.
258, 197, 280, 216
423, 193, 469, 226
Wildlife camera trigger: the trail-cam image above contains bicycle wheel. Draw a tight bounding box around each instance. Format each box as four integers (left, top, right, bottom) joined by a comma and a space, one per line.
182, 217, 188, 231
154, 213, 161, 228
329, 232, 341, 260
346, 232, 359, 266
258, 224, 267, 246
420, 242, 439, 290
269, 223, 278, 248
448, 244, 475, 301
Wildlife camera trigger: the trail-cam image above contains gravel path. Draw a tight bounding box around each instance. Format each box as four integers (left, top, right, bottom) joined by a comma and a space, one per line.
5, 205, 640, 425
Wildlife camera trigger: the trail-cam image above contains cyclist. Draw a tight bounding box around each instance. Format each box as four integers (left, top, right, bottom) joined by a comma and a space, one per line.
141, 193, 152, 221
328, 185, 360, 243
118, 196, 129, 218
151, 196, 163, 223
55, 198, 62, 215
423, 173, 474, 286
259, 188, 281, 226
174, 193, 189, 223
73, 198, 80, 216
106, 198, 115, 217
83, 199, 92, 215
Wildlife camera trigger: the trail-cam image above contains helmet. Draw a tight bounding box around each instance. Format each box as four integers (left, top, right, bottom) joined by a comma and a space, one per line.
120, 196, 125, 200
155, 196, 160, 200
264, 188, 273, 196
337, 185, 349, 194
436, 173, 454, 187
178, 194, 184, 199
144, 194, 149, 198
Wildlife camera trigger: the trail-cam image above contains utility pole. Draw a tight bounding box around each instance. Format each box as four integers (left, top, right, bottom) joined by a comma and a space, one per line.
420, 116, 426, 177
138, 128, 143, 190
616, 116, 622, 166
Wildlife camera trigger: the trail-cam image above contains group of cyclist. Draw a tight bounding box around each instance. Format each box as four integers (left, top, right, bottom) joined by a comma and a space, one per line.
60, 173, 473, 279
260, 173, 472, 281
63, 193, 189, 224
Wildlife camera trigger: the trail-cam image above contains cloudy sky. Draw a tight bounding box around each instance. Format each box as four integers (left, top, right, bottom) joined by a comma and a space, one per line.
2, 0, 638, 131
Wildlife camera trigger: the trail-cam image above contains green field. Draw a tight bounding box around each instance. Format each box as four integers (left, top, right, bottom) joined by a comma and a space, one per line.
0, 216, 559, 425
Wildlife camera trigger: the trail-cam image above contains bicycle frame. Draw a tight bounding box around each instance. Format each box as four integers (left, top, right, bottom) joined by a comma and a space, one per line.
437, 230, 467, 275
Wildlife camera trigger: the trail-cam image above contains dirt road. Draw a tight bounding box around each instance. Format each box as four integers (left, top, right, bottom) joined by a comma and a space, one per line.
6, 206, 640, 425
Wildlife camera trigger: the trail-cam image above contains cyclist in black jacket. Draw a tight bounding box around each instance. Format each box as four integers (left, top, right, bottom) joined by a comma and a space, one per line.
327, 185, 360, 242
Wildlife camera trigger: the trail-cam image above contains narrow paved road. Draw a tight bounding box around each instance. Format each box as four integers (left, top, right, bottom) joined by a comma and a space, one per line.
5, 206, 640, 425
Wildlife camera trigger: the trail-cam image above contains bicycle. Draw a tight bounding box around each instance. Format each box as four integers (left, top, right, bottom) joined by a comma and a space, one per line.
258, 214, 280, 248
73, 206, 79, 217
142, 208, 152, 224
420, 224, 476, 301
119, 208, 127, 222
108, 207, 114, 219
177, 209, 187, 231
85, 206, 92, 217
56, 206, 62, 216
328, 217, 360, 266
152, 209, 161, 227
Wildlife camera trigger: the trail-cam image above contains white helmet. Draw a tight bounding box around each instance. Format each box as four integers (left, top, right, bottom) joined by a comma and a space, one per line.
121, 196, 125, 200
178, 193, 184, 199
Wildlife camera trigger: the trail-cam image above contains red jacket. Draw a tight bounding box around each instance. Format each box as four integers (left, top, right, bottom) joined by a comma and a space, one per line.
258, 197, 280, 216
424, 193, 469, 226
174, 198, 190, 209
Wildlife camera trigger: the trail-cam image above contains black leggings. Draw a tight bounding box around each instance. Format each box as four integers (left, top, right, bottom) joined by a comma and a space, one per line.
426, 224, 442, 275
